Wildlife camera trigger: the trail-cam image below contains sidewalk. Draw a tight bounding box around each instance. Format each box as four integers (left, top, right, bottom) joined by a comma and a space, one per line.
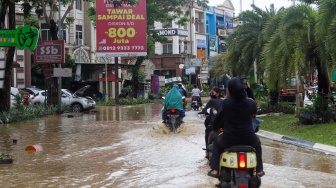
257, 130, 336, 156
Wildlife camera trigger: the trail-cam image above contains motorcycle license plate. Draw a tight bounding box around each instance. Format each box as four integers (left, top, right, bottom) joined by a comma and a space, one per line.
167, 115, 179, 118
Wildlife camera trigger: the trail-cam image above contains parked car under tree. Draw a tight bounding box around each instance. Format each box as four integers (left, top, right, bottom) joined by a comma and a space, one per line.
31, 86, 96, 112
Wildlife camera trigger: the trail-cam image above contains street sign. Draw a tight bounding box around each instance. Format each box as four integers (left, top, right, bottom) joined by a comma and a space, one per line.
198, 74, 208, 80
185, 66, 196, 75
53, 68, 72, 77
185, 58, 202, 66
0, 26, 39, 50
34, 40, 65, 64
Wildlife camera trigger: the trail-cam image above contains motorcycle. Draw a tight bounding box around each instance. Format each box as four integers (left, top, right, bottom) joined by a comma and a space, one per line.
203, 108, 219, 161
218, 145, 261, 188
162, 96, 184, 132
164, 109, 182, 132
205, 111, 262, 188
206, 112, 261, 163
191, 96, 202, 111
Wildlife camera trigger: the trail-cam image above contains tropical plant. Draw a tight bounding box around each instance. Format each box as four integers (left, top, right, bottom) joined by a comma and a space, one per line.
0, 104, 56, 124
209, 54, 227, 83
225, 4, 284, 80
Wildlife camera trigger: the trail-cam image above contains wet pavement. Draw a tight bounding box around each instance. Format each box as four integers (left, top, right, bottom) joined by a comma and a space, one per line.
0, 102, 335, 188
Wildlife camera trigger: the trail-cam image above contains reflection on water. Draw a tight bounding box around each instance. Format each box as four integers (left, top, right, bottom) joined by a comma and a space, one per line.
261, 138, 336, 174
95, 103, 162, 121
0, 103, 335, 188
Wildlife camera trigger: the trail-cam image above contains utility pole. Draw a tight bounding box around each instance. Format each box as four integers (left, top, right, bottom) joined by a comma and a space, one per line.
58, 1, 62, 113
115, 57, 119, 104
252, 0, 257, 84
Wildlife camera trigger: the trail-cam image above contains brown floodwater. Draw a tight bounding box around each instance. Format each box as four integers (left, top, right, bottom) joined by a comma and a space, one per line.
0, 102, 335, 188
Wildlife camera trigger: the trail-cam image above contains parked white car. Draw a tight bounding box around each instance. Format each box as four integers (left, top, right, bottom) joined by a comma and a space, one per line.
31, 86, 96, 112
61, 87, 96, 112
30, 90, 47, 105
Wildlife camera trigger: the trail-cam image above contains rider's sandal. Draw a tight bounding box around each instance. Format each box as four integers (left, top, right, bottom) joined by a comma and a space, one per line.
207, 170, 218, 178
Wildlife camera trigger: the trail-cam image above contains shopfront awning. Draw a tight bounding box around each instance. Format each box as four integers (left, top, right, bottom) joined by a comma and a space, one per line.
99, 73, 123, 82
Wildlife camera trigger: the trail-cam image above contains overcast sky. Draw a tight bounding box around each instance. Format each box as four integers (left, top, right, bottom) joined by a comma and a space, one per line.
208, 0, 295, 14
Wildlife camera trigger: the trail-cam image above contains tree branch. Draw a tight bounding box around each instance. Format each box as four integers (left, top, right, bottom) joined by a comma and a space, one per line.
61, 0, 75, 25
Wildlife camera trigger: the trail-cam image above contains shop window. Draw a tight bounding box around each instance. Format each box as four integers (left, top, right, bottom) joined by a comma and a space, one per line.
162, 21, 172, 28
162, 43, 173, 54
40, 23, 51, 40
76, 0, 82, 11
76, 25, 83, 45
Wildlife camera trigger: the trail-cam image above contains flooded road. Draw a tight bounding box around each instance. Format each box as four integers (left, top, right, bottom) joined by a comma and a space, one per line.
0, 103, 335, 188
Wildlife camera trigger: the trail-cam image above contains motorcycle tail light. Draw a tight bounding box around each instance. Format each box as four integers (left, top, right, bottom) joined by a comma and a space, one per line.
238, 185, 247, 188
219, 128, 224, 133
170, 109, 176, 113
238, 153, 246, 168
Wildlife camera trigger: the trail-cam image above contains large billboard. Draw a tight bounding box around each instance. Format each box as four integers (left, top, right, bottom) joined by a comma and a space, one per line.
96, 0, 147, 57
225, 12, 234, 34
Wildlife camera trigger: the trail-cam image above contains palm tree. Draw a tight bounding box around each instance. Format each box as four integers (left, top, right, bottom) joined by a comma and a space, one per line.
209, 54, 227, 83
225, 4, 284, 81
316, 0, 336, 66
261, 5, 318, 91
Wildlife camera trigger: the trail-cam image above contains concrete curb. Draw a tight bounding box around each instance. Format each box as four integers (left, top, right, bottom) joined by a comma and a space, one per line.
257, 130, 336, 156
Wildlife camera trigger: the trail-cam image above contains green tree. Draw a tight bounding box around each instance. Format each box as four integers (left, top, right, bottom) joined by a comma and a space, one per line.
226, 4, 283, 80
0, 0, 17, 112
209, 54, 227, 83
262, 4, 330, 94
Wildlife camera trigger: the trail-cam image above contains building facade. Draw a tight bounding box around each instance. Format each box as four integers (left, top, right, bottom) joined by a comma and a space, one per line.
8, 0, 235, 97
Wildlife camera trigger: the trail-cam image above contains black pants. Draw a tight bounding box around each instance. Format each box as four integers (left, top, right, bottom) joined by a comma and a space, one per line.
210, 133, 263, 172
205, 126, 212, 149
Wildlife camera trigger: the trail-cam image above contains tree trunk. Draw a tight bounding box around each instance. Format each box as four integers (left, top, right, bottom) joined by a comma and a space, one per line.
46, 19, 59, 107
131, 56, 144, 98
0, 0, 16, 112
316, 59, 329, 94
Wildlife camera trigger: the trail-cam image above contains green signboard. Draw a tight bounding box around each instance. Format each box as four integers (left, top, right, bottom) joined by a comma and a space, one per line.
0, 26, 39, 50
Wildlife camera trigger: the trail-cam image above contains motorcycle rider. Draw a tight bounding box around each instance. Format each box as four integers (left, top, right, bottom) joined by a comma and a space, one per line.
198, 87, 224, 158
191, 84, 203, 108
178, 83, 188, 109
162, 84, 185, 123
242, 78, 263, 131
207, 77, 265, 178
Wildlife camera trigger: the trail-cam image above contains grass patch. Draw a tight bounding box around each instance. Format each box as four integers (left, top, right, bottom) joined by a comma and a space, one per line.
259, 114, 336, 146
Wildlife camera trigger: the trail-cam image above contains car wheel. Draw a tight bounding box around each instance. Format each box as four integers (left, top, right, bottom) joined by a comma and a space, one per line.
72, 103, 83, 113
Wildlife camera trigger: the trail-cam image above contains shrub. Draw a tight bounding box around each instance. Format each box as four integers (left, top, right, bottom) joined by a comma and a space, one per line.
94, 98, 116, 105
119, 97, 151, 105
148, 86, 170, 99
298, 94, 336, 125
0, 104, 55, 124
259, 102, 295, 114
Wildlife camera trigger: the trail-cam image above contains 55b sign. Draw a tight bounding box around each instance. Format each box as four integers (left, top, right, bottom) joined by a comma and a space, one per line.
34, 40, 65, 64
